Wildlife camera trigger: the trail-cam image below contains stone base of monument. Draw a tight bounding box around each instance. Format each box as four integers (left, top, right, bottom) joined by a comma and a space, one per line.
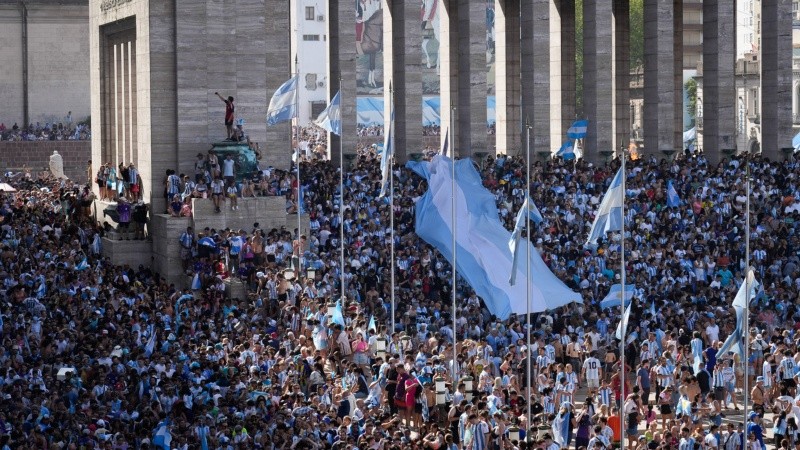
101, 237, 152, 269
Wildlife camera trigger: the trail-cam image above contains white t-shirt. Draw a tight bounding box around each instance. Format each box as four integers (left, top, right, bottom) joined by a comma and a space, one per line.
705, 324, 720, 343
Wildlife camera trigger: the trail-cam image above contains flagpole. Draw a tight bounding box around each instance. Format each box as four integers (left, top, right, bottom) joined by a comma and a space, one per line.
451, 105, 458, 387
294, 54, 303, 285
743, 164, 751, 431
339, 78, 346, 304
620, 148, 627, 450
389, 84, 396, 334
525, 119, 532, 431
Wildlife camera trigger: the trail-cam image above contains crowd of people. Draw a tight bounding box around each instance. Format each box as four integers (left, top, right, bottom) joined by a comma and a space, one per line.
0, 118, 90, 142
1, 147, 800, 450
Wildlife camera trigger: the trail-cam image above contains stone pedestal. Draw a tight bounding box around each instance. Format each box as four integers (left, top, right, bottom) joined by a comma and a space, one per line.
101, 237, 152, 269
550, 0, 576, 152
190, 196, 290, 234
702, 0, 736, 164
761, 0, 793, 161
457, 0, 487, 157
495, 0, 521, 155
327, 0, 358, 166
643, 0, 682, 156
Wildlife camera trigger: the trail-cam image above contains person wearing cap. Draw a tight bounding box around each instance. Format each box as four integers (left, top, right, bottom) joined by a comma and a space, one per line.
747, 411, 765, 450
751, 376, 767, 416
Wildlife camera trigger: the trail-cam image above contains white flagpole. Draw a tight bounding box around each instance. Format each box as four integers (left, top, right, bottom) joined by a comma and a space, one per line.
451, 106, 458, 387
620, 147, 627, 450
743, 164, 751, 430
525, 119, 532, 431
389, 84, 396, 334
294, 55, 302, 285
339, 77, 346, 303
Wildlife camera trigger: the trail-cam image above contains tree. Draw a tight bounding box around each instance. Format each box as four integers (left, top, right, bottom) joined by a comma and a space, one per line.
684, 78, 697, 126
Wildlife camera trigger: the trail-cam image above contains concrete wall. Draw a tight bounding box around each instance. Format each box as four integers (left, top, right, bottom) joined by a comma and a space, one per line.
0, 2, 90, 127
0, 141, 90, 182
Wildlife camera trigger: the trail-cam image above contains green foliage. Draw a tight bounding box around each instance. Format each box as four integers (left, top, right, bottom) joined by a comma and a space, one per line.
684, 78, 698, 123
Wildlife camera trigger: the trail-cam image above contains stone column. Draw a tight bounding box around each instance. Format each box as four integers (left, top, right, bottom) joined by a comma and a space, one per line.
702, 0, 736, 164
383, 0, 423, 162
583, 0, 614, 161
643, 0, 682, 156
264, 0, 291, 169
613, 0, 630, 153
439, 0, 459, 154
761, 0, 793, 161
495, 0, 521, 155
457, 0, 487, 158
550, 0, 576, 153
521, 0, 551, 156
327, 0, 358, 168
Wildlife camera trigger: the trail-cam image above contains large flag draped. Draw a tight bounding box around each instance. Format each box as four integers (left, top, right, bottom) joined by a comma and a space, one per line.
407, 156, 581, 320
667, 180, 681, 208
378, 100, 395, 198
508, 195, 544, 286
566, 120, 589, 139
267, 75, 299, 125
315, 90, 342, 135
586, 168, 625, 245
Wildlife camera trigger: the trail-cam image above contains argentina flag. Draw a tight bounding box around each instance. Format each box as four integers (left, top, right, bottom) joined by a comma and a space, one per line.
566, 119, 589, 139
267, 75, 299, 125
599, 284, 635, 309
586, 168, 624, 245
666, 180, 681, 208
719, 271, 759, 359
615, 301, 632, 340
508, 195, 544, 286
407, 156, 581, 319
315, 90, 341, 135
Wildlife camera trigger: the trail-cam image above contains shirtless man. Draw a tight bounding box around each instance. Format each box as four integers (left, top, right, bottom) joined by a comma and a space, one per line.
751, 376, 767, 415
292, 234, 306, 272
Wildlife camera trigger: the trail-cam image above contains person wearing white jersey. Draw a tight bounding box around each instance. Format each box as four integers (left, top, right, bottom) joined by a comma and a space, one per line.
582, 351, 603, 389
778, 350, 797, 397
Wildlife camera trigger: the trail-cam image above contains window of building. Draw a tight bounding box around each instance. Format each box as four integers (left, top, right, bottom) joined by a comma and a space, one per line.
302, 34, 320, 41
305, 6, 315, 20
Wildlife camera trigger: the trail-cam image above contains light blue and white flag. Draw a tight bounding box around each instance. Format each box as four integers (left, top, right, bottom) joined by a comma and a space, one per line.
153, 418, 172, 450
508, 195, 544, 286
555, 140, 574, 159
719, 271, 759, 360
330, 300, 346, 327
368, 315, 377, 333
599, 284, 635, 310
566, 119, 589, 139
440, 128, 449, 157
144, 325, 156, 358
91, 233, 102, 255
615, 301, 632, 341
666, 180, 681, 208
586, 168, 624, 245
191, 273, 202, 290
75, 258, 90, 271
267, 75, 299, 125
407, 156, 581, 320
36, 280, 46, 299
378, 100, 395, 198
315, 90, 341, 135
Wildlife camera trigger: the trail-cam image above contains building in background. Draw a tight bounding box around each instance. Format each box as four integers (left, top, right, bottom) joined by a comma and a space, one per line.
0, 0, 89, 128
290, 0, 328, 126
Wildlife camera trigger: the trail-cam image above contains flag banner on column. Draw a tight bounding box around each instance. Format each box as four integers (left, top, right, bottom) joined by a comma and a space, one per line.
586, 168, 624, 245
267, 75, 299, 125
406, 155, 582, 320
